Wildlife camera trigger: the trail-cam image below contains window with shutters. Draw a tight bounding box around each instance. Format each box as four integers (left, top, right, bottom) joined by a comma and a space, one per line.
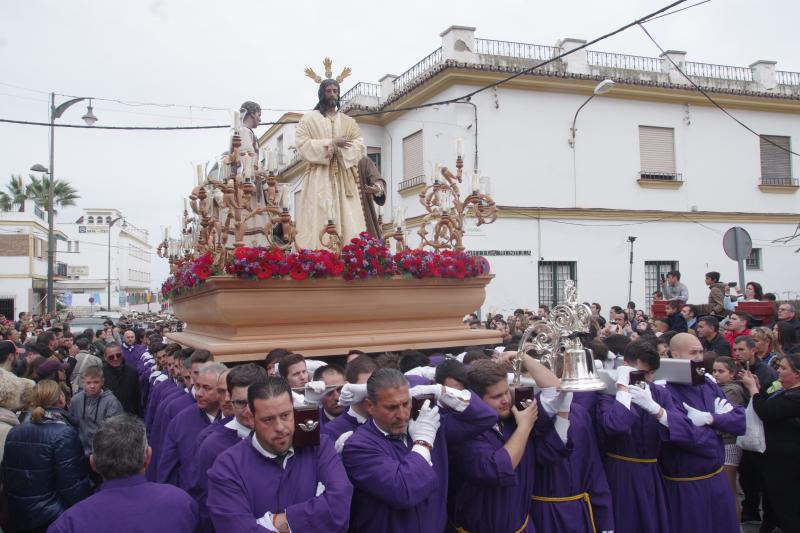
638, 126, 681, 182
399, 131, 424, 191
367, 146, 381, 173
759, 135, 794, 186
537, 261, 577, 308
745, 248, 762, 270
644, 260, 677, 309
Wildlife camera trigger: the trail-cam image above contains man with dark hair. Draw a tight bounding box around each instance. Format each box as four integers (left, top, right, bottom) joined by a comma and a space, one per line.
310, 365, 346, 427
661, 333, 745, 533
323, 355, 378, 447
264, 348, 291, 377
191, 363, 268, 533
596, 340, 690, 533
341, 368, 496, 532
705, 271, 726, 315
664, 301, 688, 333
681, 304, 699, 331
450, 355, 558, 533
463, 350, 491, 366
102, 343, 141, 417
604, 334, 631, 359
70, 335, 103, 393
278, 353, 308, 388
398, 350, 429, 374
295, 71, 366, 250
662, 270, 689, 302
733, 336, 776, 395
207, 377, 352, 532
434, 359, 468, 390
48, 415, 198, 533
696, 316, 732, 357
159, 363, 226, 489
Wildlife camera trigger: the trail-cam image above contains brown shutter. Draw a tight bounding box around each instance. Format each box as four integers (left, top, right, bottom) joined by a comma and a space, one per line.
402, 131, 424, 181
639, 126, 675, 174
760, 135, 791, 182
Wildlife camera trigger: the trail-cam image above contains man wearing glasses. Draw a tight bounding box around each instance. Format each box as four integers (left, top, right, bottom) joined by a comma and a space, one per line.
776, 303, 800, 337
102, 343, 142, 416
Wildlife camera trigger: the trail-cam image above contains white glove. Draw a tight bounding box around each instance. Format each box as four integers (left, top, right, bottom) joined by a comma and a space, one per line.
338, 383, 368, 406
304, 381, 327, 403
408, 400, 440, 445
404, 366, 437, 380
616, 366, 635, 388
409, 384, 471, 412
315, 481, 326, 496
291, 390, 308, 408
256, 511, 279, 532
683, 402, 713, 427
409, 384, 441, 399
629, 384, 661, 416
540, 388, 573, 418
714, 397, 733, 414
334, 430, 353, 454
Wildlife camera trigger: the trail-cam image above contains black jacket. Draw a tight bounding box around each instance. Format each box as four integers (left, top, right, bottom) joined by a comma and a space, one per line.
2, 408, 89, 529
752, 387, 800, 457
701, 333, 732, 358
666, 311, 688, 333
103, 362, 142, 417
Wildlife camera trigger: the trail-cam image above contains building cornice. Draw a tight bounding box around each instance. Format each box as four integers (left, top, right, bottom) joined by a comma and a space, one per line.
257, 112, 304, 145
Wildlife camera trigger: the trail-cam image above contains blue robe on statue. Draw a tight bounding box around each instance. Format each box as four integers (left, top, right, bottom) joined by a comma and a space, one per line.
207, 435, 352, 533
660, 377, 746, 533
531, 402, 614, 533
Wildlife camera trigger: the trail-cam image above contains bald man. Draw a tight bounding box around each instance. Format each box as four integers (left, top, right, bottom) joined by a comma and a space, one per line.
658, 333, 745, 533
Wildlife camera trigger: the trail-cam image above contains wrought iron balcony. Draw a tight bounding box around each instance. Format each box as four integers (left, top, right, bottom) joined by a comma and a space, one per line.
638, 171, 683, 182
760, 177, 798, 186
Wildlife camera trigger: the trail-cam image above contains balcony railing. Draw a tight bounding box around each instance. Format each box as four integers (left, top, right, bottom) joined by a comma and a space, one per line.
475, 38, 562, 61
685, 61, 753, 81
588, 50, 661, 72
341, 82, 380, 106
760, 177, 798, 186
398, 175, 426, 191
638, 171, 683, 182
776, 71, 800, 86
393, 48, 443, 93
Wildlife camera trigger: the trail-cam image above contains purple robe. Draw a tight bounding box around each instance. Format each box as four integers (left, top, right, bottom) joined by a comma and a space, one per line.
660, 379, 746, 533
207, 435, 352, 532
450, 395, 555, 533
121, 342, 146, 369
531, 402, 614, 533
595, 384, 691, 533
145, 378, 178, 432
47, 474, 198, 533
190, 418, 241, 533
146, 389, 193, 481
342, 395, 496, 533
322, 409, 362, 443
157, 403, 219, 489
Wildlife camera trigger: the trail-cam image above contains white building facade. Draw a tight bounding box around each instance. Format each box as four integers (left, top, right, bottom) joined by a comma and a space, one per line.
0, 200, 69, 317
259, 26, 800, 317
57, 208, 154, 313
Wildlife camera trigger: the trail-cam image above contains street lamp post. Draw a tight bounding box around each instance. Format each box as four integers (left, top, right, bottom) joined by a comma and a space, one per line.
568, 79, 614, 207
31, 93, 97, 316
108, 216, 124, 312
627, 236, 637, 304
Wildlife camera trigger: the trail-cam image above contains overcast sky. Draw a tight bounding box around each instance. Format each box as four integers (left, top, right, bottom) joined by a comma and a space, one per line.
1, 0, 798, 288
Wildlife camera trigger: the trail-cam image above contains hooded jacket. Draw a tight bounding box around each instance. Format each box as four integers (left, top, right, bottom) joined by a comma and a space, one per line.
707, 282, 727, 315
68, 389, 124, 455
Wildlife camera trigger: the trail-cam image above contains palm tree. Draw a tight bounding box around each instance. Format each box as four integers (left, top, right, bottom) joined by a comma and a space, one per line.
26, 175, 80, 214
0, 174, 31, 211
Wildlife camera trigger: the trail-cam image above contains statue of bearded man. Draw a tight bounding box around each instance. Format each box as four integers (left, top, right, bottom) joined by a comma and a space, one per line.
294, 79, 366, 249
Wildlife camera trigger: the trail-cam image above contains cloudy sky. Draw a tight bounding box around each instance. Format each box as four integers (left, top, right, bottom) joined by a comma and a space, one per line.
1, 0, 797, 287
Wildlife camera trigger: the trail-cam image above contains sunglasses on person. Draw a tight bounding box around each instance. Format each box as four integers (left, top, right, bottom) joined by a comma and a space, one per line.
106, 352, 123, 360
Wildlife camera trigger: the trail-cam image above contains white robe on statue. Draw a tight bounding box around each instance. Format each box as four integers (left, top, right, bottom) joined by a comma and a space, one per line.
295, 110, 366, 250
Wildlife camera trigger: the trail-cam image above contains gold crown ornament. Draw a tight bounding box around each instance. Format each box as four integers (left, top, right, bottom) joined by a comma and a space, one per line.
304, 57, 352, 84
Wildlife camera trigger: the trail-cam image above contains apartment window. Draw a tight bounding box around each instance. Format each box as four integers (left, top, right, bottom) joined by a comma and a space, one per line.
645, 260, 678, 309
400, 131, 424, 190
537, 261, 577, 308
277, 135, 285, 165
760, 135, 793, 186
746, 248, 762, 270
367, 147, 382, 173
87, 216, 94, 224
639, 126, 679, 181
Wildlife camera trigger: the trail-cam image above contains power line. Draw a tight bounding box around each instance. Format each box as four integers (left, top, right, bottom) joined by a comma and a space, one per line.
638, 22, 800, 158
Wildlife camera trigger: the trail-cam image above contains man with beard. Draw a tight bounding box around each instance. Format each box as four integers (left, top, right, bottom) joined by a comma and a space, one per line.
295, 65, 366, 249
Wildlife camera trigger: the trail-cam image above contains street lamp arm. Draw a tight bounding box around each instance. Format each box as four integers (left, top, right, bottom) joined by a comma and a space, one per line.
569, 94, 596, 147
52, 98, 88, 120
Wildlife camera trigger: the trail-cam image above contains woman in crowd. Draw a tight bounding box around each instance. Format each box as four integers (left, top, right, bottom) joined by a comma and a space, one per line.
2, 380, 89, 532
711, 355, 748, 520
774, 321, 799, 356
751, 327, 781, 370
724, 281, 764, 311
741, 354, 800, 533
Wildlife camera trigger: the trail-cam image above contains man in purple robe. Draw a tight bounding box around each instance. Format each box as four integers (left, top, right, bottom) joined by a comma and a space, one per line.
450, 353, 560, 533
596, 340, 694, 533
190, 363, 267, 533
207, 377, 353, 532
48, 414, 198, 533
341, 367, 496, 533
120, 329, 146, 369
530, 386, 614, 533
659, 333, 746, 533
310, 364, 345, 429
158, 362, 225, 489
323, 355, 377, 448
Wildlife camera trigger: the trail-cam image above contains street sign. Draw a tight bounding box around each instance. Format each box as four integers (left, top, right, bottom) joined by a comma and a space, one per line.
88, 297, 95, 304
722, 226, 752, 292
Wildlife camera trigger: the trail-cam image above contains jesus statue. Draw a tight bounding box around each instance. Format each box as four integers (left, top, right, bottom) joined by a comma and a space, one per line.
294, 63, 370, 250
